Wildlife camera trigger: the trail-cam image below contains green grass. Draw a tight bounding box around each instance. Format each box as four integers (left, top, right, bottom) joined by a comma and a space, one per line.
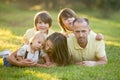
0, 2, 120, 80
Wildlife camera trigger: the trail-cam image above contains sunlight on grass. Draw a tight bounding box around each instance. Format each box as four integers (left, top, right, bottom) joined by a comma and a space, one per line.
0, 29, 22, 51
0, 58, 3, 65
25, 70, 59, 80
105, 40, 120, 47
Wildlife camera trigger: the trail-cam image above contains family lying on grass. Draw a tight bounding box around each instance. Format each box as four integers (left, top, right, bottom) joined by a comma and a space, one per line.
0, 8, 107, 67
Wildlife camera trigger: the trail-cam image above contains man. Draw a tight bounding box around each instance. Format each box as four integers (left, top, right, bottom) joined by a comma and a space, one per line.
67, 17, 107, 66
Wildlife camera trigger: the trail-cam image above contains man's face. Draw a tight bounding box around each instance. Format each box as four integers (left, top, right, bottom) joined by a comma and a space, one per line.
73, 22, 90, 45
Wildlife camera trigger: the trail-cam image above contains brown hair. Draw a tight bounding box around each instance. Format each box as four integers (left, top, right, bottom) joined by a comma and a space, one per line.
46, 32, 71, 66
73, 17, 89, 26
34, 11, 52, 30
58, 8, 77, 32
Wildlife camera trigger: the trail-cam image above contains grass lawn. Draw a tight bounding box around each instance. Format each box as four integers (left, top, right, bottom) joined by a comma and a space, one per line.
0, 2, 120, 80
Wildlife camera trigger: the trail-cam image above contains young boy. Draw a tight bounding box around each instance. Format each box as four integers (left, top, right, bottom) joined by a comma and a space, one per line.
23, 11, 54, 44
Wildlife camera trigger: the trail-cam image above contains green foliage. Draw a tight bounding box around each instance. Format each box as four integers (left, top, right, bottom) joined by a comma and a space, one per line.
0, 2, 120, 80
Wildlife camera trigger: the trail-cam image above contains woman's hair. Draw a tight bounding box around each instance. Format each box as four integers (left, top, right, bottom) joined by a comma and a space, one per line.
46, 32, 71, 66
58, 8, 77, 32
34, 11, 52, 30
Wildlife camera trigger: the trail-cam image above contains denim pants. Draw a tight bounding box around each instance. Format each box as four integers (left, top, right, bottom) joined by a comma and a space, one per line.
3, 57, 13, 66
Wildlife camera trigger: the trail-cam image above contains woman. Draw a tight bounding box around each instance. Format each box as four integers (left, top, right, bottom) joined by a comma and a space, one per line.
44, 32, 71, 66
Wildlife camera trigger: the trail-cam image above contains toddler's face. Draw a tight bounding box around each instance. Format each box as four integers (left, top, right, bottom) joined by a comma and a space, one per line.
31, 37, 45, 51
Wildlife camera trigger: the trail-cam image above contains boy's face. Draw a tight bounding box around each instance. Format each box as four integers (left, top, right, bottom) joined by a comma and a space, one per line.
31, 37, 44, 51
36, 19, 49, 33
62, 17, 75, 31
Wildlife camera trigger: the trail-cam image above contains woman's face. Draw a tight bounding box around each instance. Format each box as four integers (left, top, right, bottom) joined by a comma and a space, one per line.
62, 17, 75, 31
44, 40, 54, 55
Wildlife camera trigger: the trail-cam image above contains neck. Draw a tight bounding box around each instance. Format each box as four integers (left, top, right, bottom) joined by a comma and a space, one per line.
44, 30, 48, 34
30, 46, 36, 53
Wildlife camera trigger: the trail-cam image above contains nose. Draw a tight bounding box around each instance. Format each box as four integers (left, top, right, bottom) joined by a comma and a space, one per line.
79, 32, 83, 37
38, 44, 42, 48
68, 18, 72, 22
68, 18, 75, 22
41, 23, 45, 27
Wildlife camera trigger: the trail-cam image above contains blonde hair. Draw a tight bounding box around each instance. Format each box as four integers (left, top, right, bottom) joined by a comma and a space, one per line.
29, 31, 46, 44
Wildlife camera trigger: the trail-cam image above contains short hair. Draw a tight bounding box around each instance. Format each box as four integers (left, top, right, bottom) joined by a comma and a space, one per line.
46, 32, 71, 66
58, 8, 77, 32
73, 17, 89, 27
34, 11, 52, 30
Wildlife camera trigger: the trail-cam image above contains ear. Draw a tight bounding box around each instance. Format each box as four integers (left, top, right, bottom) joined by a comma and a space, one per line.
30, 42, 32, 45
88, 28, 91, 34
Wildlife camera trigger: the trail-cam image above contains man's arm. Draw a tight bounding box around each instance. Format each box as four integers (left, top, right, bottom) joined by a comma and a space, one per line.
76, 56, 107, 66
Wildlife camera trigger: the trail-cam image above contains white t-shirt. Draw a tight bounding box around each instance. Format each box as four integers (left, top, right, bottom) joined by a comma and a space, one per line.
17, 45, 46, 63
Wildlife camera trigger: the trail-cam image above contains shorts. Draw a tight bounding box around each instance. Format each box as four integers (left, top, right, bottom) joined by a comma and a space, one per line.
3, 57, 13, 66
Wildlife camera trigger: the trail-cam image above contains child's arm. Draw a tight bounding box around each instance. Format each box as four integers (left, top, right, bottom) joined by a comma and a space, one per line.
90, 30, 104, 41
16, 56, 24, 61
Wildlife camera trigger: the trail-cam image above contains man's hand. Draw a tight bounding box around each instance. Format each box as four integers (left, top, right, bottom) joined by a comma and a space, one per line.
76, 61, 96, 67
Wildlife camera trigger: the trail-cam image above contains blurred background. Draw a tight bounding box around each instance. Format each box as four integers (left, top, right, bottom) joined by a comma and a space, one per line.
1, 0, 120, 18
0, 0, 120, 50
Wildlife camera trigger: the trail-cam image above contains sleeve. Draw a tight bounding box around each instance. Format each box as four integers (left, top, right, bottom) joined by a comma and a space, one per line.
89, 30, 97, 39
17, 45, 27, 57
22, 29, 30, 44
96, 40, 106, 58
22, 28, 34, 44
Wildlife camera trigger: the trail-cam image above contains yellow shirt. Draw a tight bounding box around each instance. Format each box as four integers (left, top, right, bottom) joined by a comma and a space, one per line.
23, 28, 54, 44
67, 33, 106, 62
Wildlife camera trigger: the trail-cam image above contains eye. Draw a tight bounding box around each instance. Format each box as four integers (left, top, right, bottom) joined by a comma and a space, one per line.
75, 31, 80, 33
38, 41, 41, 44
82, 30, 86, 33
38, 22, 42, 24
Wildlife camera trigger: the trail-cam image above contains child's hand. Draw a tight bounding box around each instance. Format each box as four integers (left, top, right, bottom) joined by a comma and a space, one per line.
96, 33, 104, 41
